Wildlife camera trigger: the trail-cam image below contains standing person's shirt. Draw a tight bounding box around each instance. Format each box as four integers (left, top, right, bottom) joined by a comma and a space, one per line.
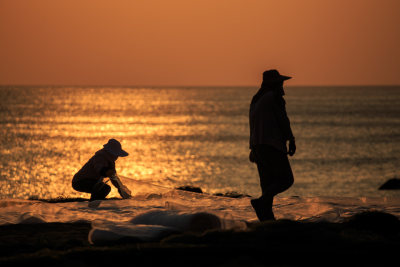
73, 149, 116, 183
249, 89, 294, 153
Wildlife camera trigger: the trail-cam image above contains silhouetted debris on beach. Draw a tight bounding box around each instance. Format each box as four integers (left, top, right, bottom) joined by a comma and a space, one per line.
379, 178, 400, 190
213, 191, 252, 198
28, 189, 251, 204
29, 196, 88, 203
28, 196, 122, 203
176, 186, 251, 198
176, 186, 203, 193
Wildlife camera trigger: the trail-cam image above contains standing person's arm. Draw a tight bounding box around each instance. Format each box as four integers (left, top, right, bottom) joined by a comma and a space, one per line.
273, 97, 296, 155
249, 96, 256, 149
249, 97, 257, 162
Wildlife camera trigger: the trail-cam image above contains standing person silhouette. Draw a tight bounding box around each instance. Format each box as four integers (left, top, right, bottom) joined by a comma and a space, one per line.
249, 70, 296, 221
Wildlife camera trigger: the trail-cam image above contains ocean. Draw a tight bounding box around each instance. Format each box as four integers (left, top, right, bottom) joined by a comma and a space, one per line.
1, 85, 399, 200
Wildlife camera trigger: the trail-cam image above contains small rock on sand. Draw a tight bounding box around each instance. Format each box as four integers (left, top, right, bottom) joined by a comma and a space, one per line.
379, 178, 400, 190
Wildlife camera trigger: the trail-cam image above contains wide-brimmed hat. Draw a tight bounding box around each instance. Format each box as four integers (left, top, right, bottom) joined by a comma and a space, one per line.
262, 69, 291, 83
103, 139, 129, 157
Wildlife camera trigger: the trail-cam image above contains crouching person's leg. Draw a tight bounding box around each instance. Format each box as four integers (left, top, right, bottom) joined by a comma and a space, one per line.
90, 181, 111, 201
72, 177, 94, 194
72, 176, 111, 201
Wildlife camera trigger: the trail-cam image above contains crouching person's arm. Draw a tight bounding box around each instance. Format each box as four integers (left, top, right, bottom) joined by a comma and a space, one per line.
105, 170, 132, 199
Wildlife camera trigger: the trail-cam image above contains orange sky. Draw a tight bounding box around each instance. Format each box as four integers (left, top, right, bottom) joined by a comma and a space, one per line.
0, 0, 399, 86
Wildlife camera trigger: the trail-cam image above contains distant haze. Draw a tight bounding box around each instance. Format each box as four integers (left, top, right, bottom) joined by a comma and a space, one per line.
1, 0, 399, 86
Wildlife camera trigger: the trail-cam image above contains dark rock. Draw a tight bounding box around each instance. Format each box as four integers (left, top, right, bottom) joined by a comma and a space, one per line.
28, 197, 122, 203
176, 186, 203, 194
29, 196, 89, 203
345, 211, 400, 235
378, 178, 400, 190
214, 191, 251, 198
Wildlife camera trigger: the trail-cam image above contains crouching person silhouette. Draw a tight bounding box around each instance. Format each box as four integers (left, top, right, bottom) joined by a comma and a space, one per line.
249, 70, 296, 221
72, 139, 132, 201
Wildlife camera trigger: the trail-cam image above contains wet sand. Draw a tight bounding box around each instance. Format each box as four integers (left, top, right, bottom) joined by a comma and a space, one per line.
1, 210, 399, 267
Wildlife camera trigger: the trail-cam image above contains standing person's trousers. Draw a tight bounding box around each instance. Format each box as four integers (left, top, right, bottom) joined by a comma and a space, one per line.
254, 144, 294, 199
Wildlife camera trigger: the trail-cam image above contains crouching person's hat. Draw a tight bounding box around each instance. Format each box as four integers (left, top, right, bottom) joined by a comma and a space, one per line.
103, 139, 129, 157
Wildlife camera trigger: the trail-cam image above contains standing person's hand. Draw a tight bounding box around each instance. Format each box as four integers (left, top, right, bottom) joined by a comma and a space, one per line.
249, 149, 256, 163
288, 139, 296, 156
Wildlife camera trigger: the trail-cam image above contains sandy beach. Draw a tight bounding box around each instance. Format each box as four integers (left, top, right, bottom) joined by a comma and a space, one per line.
1, 193, 400, 266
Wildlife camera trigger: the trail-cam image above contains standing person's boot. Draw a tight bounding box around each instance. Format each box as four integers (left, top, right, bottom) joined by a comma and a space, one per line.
263, 195, 275, 220
251, 196, 275, 221
251, 198, 267, 221
90, 181, 111, 201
